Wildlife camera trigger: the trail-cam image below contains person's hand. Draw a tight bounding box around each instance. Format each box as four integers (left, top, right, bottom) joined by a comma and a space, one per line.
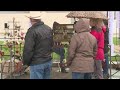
22, 61, 28, 69
66, 60, 72, 67
103, 59, 106, 62
22, 65, 28, 71
23, 65, 28, 68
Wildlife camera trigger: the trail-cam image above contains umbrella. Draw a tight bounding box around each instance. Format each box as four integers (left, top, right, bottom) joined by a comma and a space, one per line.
66, 11, 108, 20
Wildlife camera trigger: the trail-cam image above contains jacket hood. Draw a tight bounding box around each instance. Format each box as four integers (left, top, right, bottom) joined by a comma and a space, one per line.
74, 18, 90, 33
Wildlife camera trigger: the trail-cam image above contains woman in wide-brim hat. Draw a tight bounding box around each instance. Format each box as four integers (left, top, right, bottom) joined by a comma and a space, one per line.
89, 18, 106, 79
67, 11, 108, 79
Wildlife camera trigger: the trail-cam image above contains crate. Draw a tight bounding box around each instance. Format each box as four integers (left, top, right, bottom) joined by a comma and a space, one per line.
53, 22, 74, 43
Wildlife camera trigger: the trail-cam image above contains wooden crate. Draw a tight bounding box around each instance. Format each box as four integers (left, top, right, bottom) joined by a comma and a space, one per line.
53, 22, 74, 42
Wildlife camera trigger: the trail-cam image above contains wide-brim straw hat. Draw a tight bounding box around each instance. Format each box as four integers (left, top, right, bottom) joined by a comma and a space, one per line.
66, 11, 108, 20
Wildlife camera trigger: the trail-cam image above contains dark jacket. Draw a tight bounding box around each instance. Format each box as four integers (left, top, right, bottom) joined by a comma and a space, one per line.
23, 21, 53, 66
104, 27, 109, 53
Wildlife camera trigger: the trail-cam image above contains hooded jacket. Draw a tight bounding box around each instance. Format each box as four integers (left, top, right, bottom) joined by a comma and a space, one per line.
67, 18, 97, 73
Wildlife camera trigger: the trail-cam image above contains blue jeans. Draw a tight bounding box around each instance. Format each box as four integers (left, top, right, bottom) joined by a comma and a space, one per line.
72, 72, 92, 79
53, 47, 65, 63
30, 61, 52, 79
103, 53, 109, 75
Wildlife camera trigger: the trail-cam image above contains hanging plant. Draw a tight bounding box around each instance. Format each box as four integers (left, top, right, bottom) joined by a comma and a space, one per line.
8, 33, 10, 36
21, 37, 24, 40
0, 50, 4, 56
21, 32, 24, 36
6, 41, 13, 48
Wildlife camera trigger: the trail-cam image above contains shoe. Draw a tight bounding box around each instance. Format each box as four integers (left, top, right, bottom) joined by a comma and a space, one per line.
61, 68, 68, 73
103, 74, 109, 79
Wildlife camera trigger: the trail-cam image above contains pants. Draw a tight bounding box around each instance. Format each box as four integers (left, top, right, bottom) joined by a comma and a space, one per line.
103, 53, 109, 76
72, 72, 92, 79
30, 61, 52, 79
94, 60, 103, 79
53, 47, 65, 63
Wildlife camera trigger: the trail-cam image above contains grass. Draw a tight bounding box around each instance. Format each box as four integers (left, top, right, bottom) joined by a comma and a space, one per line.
108, 55, 120, 61
0, 41, 24, 60
111, 37, 120, 61
0, 38, 120, 61
113, 37, 120, 45
52, 37, 120, 61
0, 40, 63, 61
52, 48, 68, 61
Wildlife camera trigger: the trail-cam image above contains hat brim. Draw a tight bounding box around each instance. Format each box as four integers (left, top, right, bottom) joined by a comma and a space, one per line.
25, 15, 41, 19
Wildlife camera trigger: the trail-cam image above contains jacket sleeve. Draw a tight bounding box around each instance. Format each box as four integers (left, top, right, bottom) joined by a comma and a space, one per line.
106, 28, 109, 44
93, 40, 97, 59
98, 31, 104, 49
22, 29, 35, 66
67, 35, 78, 62
51, 29, 54, 51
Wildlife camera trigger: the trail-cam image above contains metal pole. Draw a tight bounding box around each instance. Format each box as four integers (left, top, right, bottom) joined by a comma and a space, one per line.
117, 11, 120, 49
0, 45, 3, 79
116, 20, 118, 46
20, 43, 22, 59
107, 11, 108, 17
9, 17, 15, 79
109, 45, 112, 79
13, 17, 16, 79
13, 42, 15, 79
19, 43, 22, 76
10, 46, 12, 79
107, 11, 112, 79
119, 27, 120, 48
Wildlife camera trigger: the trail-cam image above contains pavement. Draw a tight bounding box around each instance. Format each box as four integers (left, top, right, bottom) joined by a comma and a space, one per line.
3, 67, 120, 79
6, 67, 72, 79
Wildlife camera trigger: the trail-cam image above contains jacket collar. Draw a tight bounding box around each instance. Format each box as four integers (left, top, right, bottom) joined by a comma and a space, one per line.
91, 26, 102, 32
32, 20, 44, 27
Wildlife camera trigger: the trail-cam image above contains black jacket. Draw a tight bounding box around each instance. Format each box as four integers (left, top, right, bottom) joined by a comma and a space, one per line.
104, 27, 109, 54
23, 21, 53, 66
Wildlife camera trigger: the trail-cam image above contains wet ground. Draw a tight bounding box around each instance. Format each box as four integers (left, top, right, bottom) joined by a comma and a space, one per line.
6, 67, 120, 79
10, 67, 72, 79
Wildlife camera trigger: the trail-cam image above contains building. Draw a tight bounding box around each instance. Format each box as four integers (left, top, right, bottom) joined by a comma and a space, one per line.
0, 11, 72, 33
0, 11, 118, 34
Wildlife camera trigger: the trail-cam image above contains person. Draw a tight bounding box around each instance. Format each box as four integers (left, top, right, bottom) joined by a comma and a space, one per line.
52, 42, 67, 73
22, 16, 53, 79
52, 22, 67, 73
66, 18, 97, 79
102, 20, 109, 79
90, 18, 105, 79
